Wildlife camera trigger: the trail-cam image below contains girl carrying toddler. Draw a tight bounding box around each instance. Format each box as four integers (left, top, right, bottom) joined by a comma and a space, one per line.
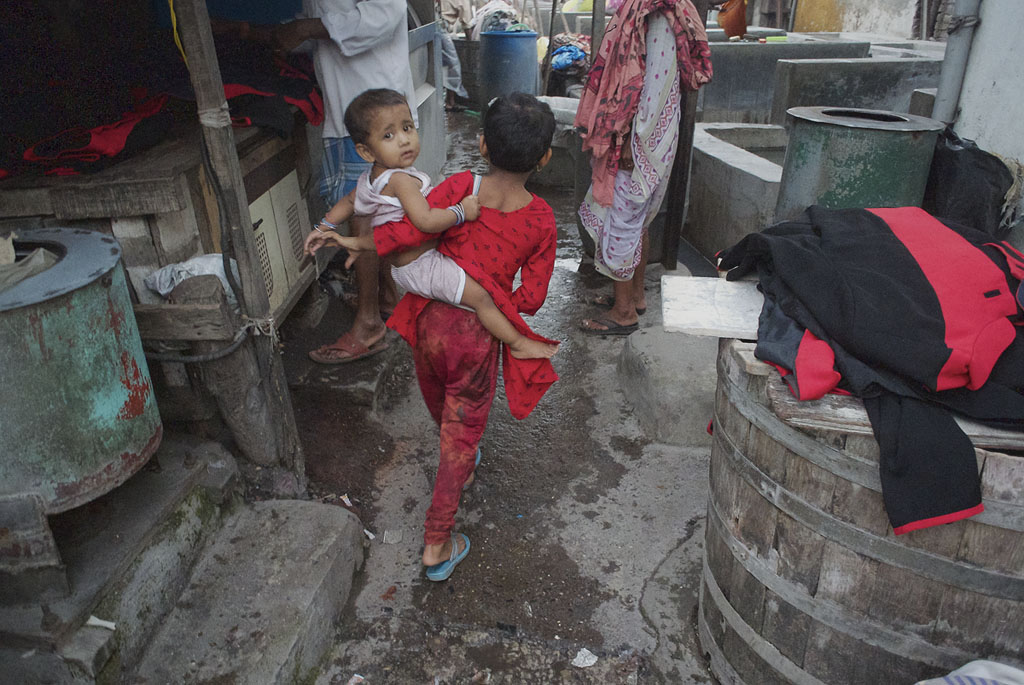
304, 88, 558, 360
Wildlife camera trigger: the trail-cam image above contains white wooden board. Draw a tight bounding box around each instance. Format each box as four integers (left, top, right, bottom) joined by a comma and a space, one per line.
661, 275, 763, 339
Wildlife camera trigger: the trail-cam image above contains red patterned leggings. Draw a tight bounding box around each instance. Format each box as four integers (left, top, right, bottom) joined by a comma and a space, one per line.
413, 302, 499, 545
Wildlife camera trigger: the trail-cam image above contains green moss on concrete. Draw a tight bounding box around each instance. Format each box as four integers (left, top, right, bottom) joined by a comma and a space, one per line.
90, 485, 226, 681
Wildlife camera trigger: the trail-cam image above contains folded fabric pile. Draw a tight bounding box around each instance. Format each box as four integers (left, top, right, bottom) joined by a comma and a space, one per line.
550, 33, 591, 75
718, 205, 1024, 534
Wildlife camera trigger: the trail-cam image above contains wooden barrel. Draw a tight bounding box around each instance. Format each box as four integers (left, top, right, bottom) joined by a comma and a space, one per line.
699, 340, 1024, 685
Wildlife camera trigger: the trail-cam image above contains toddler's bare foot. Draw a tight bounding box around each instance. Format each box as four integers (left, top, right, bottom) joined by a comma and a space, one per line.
508, 337, 559, 359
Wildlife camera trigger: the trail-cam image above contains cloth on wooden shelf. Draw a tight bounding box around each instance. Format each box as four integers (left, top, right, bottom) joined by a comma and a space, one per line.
145, 255, 242, 310
717, 205, 1024, 534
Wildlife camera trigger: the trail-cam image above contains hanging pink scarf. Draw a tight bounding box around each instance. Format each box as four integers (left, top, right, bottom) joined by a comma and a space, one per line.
574, 0, 712, 207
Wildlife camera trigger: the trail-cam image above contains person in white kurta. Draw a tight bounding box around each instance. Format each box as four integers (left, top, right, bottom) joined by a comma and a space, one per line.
259, 0, 416, 362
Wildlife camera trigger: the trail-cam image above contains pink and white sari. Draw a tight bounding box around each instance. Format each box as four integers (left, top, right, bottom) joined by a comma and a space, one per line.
579, 13, 682, 280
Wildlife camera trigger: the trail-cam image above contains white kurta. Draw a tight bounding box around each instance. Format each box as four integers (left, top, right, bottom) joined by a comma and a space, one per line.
304, 0, 418, 139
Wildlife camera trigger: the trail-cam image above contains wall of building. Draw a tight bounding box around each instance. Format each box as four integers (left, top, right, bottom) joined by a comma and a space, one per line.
955, 0, 1024, 162
954, 0, 1024, 239
793, 0, 917, 36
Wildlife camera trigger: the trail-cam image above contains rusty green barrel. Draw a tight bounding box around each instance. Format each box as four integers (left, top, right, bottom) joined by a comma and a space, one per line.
774, 106, 944, 221
0, 228, 161, 514
699, 340, 1024, 684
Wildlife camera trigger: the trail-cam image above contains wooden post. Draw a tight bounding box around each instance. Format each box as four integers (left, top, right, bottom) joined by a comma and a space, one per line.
591, 0, 607, 66
541, 0, 562, 95
171, 0, 305, 484
169, 276, 277, 468
661, 0, 710, 270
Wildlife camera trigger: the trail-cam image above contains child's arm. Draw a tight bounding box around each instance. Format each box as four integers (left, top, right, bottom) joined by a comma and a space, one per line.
511, 214, 557, 316
303, 189, 357, 256
307, 231, 375, 254
389, 172, 480, 234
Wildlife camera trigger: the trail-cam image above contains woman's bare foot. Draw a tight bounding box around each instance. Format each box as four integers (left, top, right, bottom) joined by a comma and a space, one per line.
507, 337, 559, 359
422, 533, 467, 566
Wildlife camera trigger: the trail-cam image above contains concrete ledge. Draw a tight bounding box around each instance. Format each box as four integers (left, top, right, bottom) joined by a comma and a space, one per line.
617, 328, 717, 447
133, 500, 364, 684
685, 124, 784, 259
770, 57, 943, 123
699, 41, 871, 123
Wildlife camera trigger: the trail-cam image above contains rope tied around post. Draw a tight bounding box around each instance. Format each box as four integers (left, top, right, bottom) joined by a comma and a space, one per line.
144, 316, 278, 364
197, 103, 233, 129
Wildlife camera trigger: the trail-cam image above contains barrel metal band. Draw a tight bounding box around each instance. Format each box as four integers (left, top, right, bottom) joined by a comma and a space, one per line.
718, 355, 881, 489
713, 411, 1024, 600
697, 608, 750, 685
706, 492, 971, 669
701, 553, 829, 685
718, 362, 1024, 532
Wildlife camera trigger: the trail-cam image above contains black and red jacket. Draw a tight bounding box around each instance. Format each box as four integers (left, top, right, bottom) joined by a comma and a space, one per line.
718, 206, 1024, 534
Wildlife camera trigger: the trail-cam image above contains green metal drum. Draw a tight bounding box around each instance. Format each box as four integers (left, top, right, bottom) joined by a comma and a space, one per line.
775, 106, 945, 221
0, 228, 162, 514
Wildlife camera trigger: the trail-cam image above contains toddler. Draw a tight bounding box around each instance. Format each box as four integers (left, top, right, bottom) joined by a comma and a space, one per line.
305, 88, 558, 360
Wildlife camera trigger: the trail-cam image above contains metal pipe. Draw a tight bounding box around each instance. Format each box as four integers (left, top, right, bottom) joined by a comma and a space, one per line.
931, 0, 982, 124
920, 0, 929, 40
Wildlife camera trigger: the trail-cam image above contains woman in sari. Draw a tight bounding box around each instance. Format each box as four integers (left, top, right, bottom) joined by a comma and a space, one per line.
575, 0, 712, 334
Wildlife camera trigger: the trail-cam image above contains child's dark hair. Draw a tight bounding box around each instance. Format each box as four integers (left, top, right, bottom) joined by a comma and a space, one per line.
483, 93, 555, 173
344, 88, 411, 145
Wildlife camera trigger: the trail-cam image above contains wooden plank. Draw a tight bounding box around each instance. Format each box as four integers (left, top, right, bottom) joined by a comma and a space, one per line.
133, 303, 236, 341
766, 376, 1024, 451
662, 275, 762, 338
51, 179, 187, 219
728, 340, 772, 376
0, 187, 54, 217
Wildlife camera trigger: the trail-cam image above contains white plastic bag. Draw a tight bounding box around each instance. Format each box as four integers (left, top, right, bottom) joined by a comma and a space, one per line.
144, 254, 240, 310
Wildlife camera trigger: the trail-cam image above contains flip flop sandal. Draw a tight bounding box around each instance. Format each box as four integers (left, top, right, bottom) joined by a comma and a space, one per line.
308, 331, 389, 364
425, 532, 470, 582
463, 448, 482, 491
579, 317, 639, 336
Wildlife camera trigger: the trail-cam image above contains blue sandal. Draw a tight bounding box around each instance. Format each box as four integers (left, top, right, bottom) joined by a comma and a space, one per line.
425, 533, 470, 582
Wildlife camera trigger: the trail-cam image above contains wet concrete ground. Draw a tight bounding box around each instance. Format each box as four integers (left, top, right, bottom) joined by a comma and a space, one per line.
282, 111, 719, 684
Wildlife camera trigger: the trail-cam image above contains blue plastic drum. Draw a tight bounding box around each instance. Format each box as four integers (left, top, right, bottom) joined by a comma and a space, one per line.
479, 31, 539, 108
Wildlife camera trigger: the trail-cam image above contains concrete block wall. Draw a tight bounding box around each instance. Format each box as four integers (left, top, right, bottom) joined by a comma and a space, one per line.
770, 57, 943, 123
909, 88, 937, 117
698, 41, 871, 123
684, 124, 785, 259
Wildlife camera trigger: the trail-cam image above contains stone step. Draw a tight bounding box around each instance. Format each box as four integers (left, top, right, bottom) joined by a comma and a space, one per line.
0, 434, 237, 681
133, 499, 364, 684
618, 326, 718, 448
